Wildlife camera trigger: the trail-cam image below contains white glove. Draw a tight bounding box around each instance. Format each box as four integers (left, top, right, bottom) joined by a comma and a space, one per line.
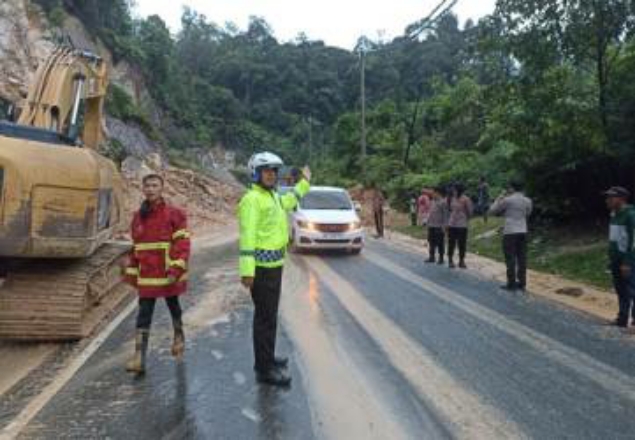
302, 166, 312, 182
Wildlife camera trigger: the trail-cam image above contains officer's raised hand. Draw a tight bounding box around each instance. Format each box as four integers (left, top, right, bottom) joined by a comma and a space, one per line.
302, 166, 312, 182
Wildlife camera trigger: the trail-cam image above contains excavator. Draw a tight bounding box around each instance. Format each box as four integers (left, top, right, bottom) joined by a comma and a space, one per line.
0, 46, 133, 341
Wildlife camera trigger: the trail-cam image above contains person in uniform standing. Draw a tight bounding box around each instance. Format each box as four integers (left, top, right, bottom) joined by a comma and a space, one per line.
371, 186, 386, 238
490, 181, 533, 291
603, 186, 635, 328
447, 183, 473, 269
238, 152, 311, 387
426, 186, 449, 264
124, 174, 191, 374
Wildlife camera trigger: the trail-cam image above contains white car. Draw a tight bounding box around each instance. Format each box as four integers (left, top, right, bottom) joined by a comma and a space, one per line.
290, 186, 364, 254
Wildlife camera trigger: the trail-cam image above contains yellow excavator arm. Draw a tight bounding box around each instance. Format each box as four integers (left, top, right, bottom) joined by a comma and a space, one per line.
17, 46, 108, 149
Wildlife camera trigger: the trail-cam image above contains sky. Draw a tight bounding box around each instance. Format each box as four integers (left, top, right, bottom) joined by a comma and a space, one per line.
133, 0, 497, 50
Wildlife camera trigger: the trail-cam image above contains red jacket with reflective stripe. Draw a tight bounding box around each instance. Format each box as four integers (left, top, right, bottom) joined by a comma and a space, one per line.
125, 200, 191, 298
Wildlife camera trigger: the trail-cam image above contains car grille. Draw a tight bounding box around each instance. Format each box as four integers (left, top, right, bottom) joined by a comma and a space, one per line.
315, 223, 349, 233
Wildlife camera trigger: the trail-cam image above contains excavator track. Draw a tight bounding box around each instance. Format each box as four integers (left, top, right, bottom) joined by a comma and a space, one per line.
0, 243, 134, 341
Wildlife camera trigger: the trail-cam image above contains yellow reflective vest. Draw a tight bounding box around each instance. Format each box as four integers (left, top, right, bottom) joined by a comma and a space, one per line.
238, 179, 310, 277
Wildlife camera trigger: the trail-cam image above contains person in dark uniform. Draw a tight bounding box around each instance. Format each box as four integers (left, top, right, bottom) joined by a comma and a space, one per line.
604, 186, 635, 327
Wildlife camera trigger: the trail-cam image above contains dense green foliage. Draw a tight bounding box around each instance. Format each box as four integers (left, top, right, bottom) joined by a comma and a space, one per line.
36, 0, 635, 219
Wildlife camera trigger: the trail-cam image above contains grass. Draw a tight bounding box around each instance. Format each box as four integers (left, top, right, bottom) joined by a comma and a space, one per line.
395, 217, 613, 290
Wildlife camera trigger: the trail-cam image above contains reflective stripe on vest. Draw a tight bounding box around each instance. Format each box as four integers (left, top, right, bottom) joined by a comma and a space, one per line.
135, 242, 170, 251
133, 241, 187, 285
254, 249, 285, 263
136, 272, 188, 287
170, 259, 187, 270
172, 229, 190, 240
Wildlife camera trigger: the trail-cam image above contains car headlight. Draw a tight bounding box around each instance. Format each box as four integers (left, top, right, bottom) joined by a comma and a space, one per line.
349, 221, 362, 231
297, 220, 316, 231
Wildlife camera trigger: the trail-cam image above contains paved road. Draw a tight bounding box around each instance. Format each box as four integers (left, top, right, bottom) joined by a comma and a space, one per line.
3, 237, 635, 439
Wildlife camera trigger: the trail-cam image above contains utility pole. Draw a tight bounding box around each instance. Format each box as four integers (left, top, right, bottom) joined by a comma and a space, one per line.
360, 49, 367, 177
356, 36, 371, 178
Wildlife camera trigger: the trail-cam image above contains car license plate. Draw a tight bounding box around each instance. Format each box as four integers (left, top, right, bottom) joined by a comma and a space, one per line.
322, 233, 345, 240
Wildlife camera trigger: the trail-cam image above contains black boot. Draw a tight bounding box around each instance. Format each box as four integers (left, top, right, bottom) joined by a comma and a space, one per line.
171, 321, 185, 359
459, 260, 467, 269
126, 329, 149, 374
425, 255, 436, 263
256, 368, 292, 387
273, 356, 289, 369
437, 256, 445, 265
448, 259, 456, 269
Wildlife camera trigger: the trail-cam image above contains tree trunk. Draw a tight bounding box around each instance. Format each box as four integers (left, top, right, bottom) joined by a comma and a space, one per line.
403, 98, 422, 166
595, 4, 610, 148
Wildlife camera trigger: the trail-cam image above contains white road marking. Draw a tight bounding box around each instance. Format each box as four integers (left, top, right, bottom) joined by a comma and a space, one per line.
0, 299, 138, 440
282, 266, 413, 440
297, 258, 525, 439
211, 350, 224, 361
365, 249, 635, 403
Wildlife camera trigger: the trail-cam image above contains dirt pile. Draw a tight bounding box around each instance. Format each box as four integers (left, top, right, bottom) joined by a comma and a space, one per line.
120, 156, 243, 235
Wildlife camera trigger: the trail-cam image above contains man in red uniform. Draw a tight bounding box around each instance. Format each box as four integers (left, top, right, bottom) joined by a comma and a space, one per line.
124, 174, 191, 374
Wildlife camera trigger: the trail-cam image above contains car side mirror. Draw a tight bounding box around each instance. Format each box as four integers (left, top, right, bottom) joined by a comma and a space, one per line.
353, 201, 362, 213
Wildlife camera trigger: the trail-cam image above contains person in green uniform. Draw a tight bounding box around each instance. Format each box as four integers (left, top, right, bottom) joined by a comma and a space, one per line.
238, 152, 311, 386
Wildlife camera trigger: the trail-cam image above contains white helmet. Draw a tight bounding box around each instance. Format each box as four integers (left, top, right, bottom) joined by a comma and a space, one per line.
248, 152, 284, 182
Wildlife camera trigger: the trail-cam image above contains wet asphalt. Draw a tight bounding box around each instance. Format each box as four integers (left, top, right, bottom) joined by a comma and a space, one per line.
5, 237, 635, 439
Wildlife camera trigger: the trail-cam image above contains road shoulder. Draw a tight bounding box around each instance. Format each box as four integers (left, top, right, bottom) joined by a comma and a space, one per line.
383, 231, 618, 322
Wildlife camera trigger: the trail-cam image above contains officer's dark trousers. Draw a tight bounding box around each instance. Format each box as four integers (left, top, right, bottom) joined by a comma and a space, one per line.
503, 234, 528, 288
136, 296, 183, 330
251, 266, 283, 372
610, 262, 635, 326
448, 227, 468, 262
427, 227, 445, 260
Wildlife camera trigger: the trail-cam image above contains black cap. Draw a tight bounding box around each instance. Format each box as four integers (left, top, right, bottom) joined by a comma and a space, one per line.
603, 186, 631, 198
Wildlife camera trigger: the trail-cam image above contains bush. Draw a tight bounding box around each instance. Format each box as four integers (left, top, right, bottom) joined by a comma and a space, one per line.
48, 6, 66, 28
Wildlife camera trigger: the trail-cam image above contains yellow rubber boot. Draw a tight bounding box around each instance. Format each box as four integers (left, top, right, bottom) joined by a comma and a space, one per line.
171, 323, 185, 359
126, 329, 149, 374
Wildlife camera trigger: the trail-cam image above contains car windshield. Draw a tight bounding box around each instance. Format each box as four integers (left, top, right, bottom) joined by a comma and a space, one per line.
300, 191, 352, 210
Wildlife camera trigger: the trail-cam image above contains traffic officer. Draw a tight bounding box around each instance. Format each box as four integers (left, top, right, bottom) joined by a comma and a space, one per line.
490, 181, 533, 291
124, 174, 191, 374
238, 152, 310, 387
426, 186, 449, 264
604, 186, 635, 328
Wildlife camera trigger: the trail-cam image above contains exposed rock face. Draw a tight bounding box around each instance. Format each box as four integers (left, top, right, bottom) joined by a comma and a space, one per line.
106, 116, 160, 158
0, 0, 54, 102
0, 1, 158, 115
120, 158, 243, 234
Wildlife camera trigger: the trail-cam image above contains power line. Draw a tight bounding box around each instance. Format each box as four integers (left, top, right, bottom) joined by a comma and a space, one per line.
407, 0, 460, 40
